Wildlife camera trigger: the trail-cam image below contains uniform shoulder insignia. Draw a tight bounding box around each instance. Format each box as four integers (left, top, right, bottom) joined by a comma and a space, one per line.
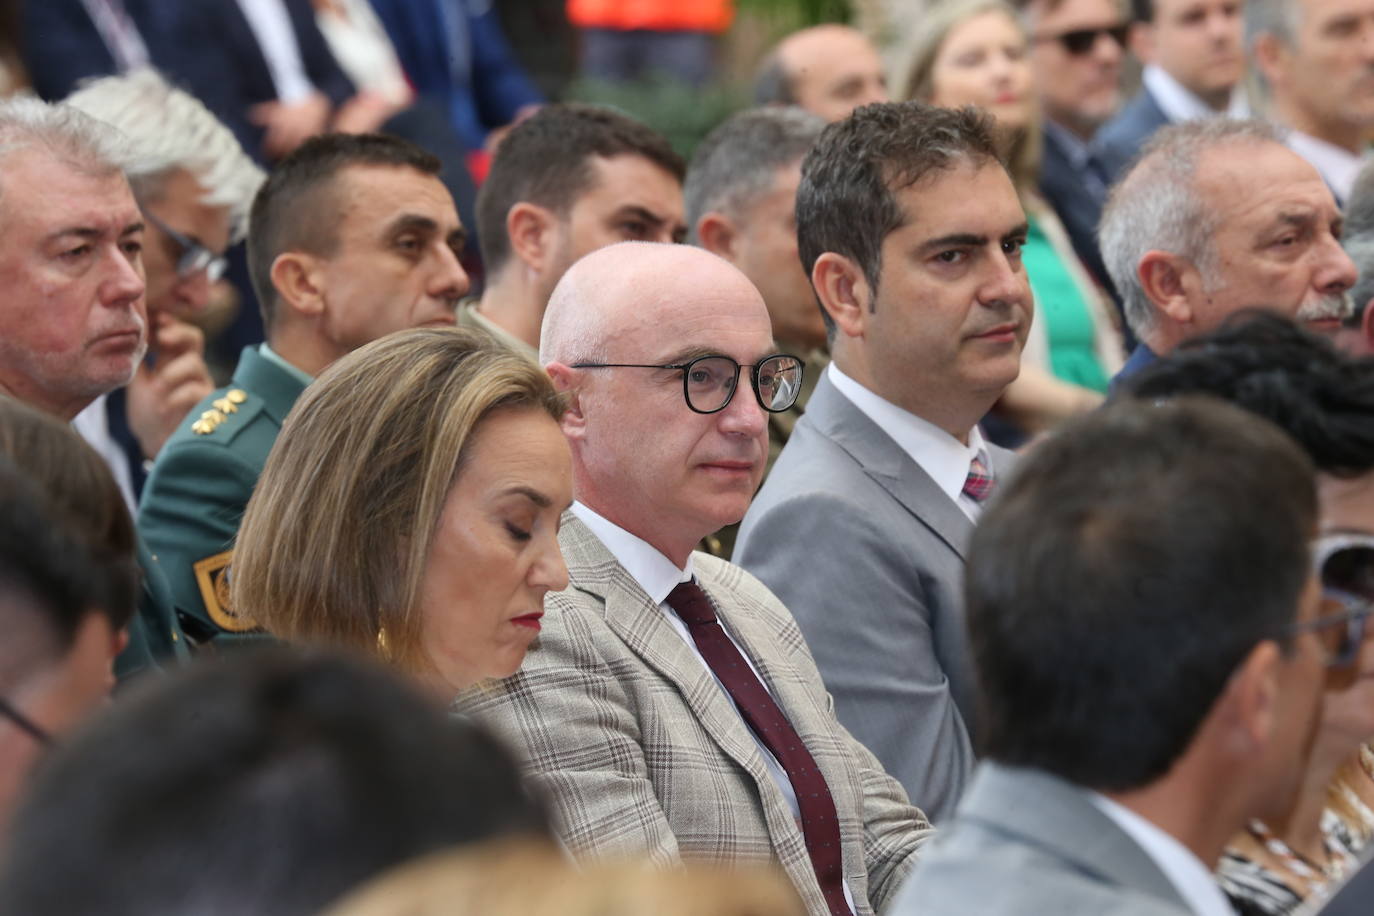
192, 549, 260, 633
192, 390, 249, 436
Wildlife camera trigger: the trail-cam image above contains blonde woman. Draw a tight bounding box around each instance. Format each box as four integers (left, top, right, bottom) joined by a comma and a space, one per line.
232, 327, 572, 697
902, 0, 1123, 436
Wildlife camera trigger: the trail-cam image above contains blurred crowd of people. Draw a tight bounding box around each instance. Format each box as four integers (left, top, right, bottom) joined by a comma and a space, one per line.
2, 0, 1374, 914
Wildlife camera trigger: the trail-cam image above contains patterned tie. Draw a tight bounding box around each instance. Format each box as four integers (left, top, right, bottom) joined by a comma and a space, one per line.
961, 451, 995, 503
667, 581, 850, 916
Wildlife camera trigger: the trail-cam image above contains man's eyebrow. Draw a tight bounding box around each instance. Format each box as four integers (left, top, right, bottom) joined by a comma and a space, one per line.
613, 204, 669, 226
660, 345, 722, 365
918, 232, 988, 254
387, 213, 440, 236
1003, 222, 1030, 241
47, 220, 145, 244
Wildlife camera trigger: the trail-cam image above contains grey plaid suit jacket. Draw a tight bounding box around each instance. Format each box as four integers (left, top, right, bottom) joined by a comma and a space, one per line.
461, 515, 934, 916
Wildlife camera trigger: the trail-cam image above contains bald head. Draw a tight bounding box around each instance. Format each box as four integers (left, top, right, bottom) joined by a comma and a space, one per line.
542, 242, 777, 566
757, 25, 889, 123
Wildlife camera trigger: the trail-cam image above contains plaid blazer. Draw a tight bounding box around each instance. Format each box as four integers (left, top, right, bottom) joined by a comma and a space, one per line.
461, 515, 934, 916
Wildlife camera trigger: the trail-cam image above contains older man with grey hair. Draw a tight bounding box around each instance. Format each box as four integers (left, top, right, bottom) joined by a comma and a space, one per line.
1247, 0, 1374, 205
0, 95, 188, 678
1102, 117, 1358, 386
65, 69, 264, 508
686, 106, 827, 482
1337, 158, 1374, 355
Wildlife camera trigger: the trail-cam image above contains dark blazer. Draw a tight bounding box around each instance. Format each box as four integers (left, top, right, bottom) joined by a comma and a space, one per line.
736, 372, 1016, 822
1109, 342, 1160, 396
1318, 850, 1374, 915
159, 0, 355, 161
1039, 126, 1112, 290
1097, 88, 1171, 182
21, 0, 176, 100
889, 762, 1194, 916
370, 0, 542, 150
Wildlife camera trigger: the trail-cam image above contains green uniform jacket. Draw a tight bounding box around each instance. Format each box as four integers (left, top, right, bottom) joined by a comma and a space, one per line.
138, 346, 307, 645
115, 538, 192, 681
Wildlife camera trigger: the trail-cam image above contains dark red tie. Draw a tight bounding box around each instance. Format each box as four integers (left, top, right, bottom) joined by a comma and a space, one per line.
667, 581, 850, 916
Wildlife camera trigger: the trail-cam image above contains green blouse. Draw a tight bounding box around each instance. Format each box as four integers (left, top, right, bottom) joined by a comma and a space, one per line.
1022, 215, 1109, 393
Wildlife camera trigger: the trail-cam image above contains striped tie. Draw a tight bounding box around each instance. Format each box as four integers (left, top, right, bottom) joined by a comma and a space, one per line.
962, 451, 995, 503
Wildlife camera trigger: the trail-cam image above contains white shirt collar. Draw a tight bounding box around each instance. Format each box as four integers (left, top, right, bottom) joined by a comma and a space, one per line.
1286, 130, 1367, 204
570, 501, 694, 604
1089, 793, 1237, 916
1142, 64, 1248, 124
826, 362, 988, 509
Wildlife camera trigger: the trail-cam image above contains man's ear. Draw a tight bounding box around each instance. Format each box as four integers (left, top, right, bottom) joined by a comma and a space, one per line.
811, 252, 871, 341
1137, 250, 1197, 325
1219, 640, 1283, 756
507, 202, 559, 273
695, 212, 738, 260
269, 252, 325, 318
1251, 32, 1289, 89
1127, 21, 1154, 65
544, 362, 585, 438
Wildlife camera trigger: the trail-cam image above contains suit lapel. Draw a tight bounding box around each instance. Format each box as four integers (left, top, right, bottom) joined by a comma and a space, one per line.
803, 374, 976, 559
559, 518, 784, 789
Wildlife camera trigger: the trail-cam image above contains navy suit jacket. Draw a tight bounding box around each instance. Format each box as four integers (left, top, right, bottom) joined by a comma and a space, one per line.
1039, 127, 1112, 291
1109, 343, 1159, 396
1097, 88, 1171, 182
370, 0, 542, 150
22, 0, 184, 100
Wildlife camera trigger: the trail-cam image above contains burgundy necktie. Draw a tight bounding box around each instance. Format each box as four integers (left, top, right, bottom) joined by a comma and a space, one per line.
667, 580, 850, 916
961, 451, 995, 503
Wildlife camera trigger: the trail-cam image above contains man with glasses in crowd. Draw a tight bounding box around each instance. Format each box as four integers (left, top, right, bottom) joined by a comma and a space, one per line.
891, 395, 1334, 915
64, 71, 263, 512
1017, 0, 1129, 289
464, 241, 933, 916
736, 102, 1029, 822
139, 132, 468, 644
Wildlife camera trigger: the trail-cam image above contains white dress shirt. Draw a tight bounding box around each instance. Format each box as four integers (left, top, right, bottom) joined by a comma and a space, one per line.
235, 0, 317, 102
72, 394, 138, 515
1090, 793, 1237, 916
1287, 130, 1367, 204
1142, 64, 1248, 124
827, 362, 991, 521
570, 500, 857, 914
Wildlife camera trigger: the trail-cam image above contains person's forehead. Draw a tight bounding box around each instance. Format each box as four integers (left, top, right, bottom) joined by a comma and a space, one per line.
786, 30, 880, 82
887, 162, 1024, 238
1301, 0, 1374, 28
608, 279, 773, 360
576, 153, 681, 206
333, 164, 459, 232
1035, 0, 1123, 28
0, 150, 138, 238
1197, 143, 1334, 225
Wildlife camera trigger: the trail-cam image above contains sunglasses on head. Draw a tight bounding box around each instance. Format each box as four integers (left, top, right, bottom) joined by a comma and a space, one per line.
1034, 24, 1130, 56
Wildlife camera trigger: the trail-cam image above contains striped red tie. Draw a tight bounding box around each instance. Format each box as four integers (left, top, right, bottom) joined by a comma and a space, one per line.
961, 451, 995, 503
667, 581, 850, 916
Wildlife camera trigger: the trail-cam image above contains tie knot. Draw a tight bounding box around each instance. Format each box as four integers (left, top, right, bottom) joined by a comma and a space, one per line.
962, 452, 995, 503
666, 581, 717, 626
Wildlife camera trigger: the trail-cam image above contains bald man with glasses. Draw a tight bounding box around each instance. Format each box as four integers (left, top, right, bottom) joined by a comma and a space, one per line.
463, 241, 933, 916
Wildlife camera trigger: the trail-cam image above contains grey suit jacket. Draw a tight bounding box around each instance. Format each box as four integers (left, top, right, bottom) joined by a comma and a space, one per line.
735, 374, 1016, 823
461, 515, 934, 916
890, 762, 1195, 916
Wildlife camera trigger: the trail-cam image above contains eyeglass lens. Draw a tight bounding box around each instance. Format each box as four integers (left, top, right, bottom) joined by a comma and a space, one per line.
684, 356, 802, 413
1060, 25, 1129, 55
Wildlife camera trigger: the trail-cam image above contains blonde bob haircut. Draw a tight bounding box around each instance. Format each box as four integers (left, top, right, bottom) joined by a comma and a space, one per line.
231, 328, 566, 673
900, 0, 1043, 198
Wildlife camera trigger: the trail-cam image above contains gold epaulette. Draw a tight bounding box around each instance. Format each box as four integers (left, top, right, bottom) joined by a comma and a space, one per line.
191, 389, 248, 435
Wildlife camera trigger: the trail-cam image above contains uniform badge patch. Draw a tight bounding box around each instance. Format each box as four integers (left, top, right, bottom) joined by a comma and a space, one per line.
192, 550, 259, 633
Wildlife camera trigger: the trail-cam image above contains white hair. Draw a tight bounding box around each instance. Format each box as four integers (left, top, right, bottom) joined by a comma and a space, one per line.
65, 69, 264, 242
0, 94, 131, 208
1099, 118, 1285, 338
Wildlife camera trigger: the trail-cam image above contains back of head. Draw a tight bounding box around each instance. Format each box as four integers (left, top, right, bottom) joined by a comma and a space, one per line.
327, 839, 806, 916
0, 95, 129, 206
0, 398, 137, 630
0, 461, 102, 697
232, 328, 564, 673
1125, 311, 1374, 477
247, 133, 441, 327
1243, 0, 1299, 55
1099, 118, 1284, 339
753, 50, 795, 107
1344, 159, 1374, 326
796, 101, 1004, 331
475, 103, 685, 276
0, 651, 549, 916
969, 397, 1315, 791
684, 106, 824, 244
63, 69, 264, 242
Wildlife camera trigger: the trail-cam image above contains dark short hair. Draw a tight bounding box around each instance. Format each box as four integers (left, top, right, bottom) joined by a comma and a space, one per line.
0, 651, 549, 916
1127, 312, 1374, 478
752, 52, 796, 106
474, 103, 684, 275
247, 133, 442, 327
796, 102, 1004, 334
0, 397, 137, 630
970, 397, 1316, 791
0, 460, 104, 692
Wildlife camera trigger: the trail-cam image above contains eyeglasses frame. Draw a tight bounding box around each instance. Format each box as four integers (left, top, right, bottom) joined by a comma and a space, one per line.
570, 353, 806, 415
141, 207, 229, 283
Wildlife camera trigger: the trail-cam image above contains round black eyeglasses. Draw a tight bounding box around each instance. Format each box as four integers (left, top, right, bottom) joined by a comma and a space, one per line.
571, 354, 805, 415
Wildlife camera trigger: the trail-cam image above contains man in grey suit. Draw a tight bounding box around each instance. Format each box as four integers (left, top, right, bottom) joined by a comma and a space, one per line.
735, 102, 1032, 821
892, 397, 1331, 915
463, 241, 933, 916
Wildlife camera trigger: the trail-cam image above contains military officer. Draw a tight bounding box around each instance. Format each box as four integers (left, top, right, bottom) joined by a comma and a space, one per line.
139, 132, 469, 642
